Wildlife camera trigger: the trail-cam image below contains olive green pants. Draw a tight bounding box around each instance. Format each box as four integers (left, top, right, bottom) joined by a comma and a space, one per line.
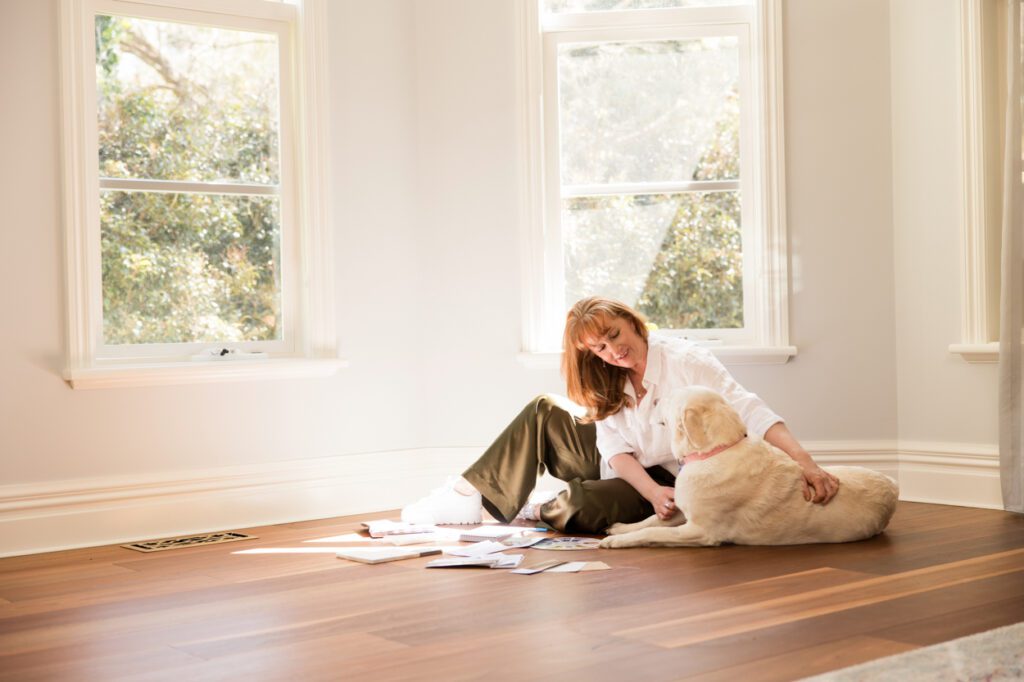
462, 395, 676, 533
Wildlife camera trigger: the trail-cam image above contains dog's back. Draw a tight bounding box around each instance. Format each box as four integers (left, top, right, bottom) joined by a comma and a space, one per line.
808, 466, 899, 542
684, 441, 899, 546
734, 457, 898, 545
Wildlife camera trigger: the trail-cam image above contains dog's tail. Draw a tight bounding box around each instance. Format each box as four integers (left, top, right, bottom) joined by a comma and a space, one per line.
869, 473, 900, 535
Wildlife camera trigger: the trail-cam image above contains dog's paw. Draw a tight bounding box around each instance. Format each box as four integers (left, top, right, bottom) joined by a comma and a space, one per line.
599, 535, 626, 549
605, 522, 631, 536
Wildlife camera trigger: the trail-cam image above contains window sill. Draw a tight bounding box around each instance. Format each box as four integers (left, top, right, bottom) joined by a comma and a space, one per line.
949, 343, 999, 364
516, 345, 798, 369
63, 357, 349, 390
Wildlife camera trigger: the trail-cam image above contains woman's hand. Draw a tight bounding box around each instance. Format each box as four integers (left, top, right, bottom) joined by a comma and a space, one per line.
763, 423, 839, 505
647, 485, 678, 520
609, 453, 678, 520
801, 463, 839, 504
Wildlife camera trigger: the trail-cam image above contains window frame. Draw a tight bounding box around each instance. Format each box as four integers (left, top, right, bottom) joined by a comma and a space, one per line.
516, 0, 794, 365
58, 0, 344, 387
951, 0, 1004, 364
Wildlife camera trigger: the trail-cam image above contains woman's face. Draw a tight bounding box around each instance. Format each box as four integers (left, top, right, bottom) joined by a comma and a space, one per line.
582, 314, 647, 371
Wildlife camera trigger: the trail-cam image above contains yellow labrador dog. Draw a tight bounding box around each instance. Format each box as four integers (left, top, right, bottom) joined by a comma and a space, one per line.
600, 386, 898, 548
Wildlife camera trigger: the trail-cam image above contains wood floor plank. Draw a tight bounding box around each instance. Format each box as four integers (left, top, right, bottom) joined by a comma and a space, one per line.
0, 567, 367, 653
0, 573, 227, 620
325, 621, 665, 682
681, 635, 919, 682
564, 566, 877, 638
0, 643, 201, 682
872, 593, 1024, 646
0, 562, 137, 595
611, 570, 1024, 680
171, 615, 410, 660
1, 565, 222, 603
614, 548, 1024, 648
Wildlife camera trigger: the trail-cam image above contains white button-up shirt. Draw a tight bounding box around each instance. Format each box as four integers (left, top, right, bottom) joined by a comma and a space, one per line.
595, 335, 783, 479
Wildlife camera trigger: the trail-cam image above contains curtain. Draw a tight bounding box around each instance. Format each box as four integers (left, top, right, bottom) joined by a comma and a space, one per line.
1000, 0, 1023, 513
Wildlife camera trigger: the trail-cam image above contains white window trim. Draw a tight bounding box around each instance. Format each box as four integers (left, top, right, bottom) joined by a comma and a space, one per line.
952, 0, 1002, 364
515, 0, 794, 366
58, 0, 345, 388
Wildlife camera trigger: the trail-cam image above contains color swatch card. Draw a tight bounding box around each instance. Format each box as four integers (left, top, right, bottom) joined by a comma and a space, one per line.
531, 537, 601, 551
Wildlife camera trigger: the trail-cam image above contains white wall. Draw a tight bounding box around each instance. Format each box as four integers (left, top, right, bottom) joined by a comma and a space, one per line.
890, 0, 1000, 446
0, 0, 1001, 555
754, 0, 898, 439
411, 0, 558, 448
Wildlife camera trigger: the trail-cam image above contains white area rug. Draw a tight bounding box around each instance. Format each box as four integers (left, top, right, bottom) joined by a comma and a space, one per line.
801, 621, 1024, 681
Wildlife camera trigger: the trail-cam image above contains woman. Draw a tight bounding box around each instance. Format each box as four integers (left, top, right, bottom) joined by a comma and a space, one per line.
402, 297, 839, 533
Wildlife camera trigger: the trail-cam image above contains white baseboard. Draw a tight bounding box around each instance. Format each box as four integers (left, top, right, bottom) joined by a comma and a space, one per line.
803, 439, 901, 480
0, 441, 1004, 557
0, 447, 482, 558
806, 439, 1002, 509
894, 441, 1002, 509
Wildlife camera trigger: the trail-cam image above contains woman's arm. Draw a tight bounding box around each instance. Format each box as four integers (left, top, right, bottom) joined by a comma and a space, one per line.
764, 422, 839, 504
608, 453, 677, 519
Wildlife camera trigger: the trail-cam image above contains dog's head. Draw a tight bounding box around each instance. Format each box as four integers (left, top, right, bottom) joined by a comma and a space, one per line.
662, 386, 747, 461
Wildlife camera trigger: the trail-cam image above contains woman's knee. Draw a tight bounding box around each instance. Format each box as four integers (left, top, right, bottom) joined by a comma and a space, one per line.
528, 394, 584, 420
527, 394, 556, 412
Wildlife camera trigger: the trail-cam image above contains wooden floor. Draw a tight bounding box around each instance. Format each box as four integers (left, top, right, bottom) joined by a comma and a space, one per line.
1, 502, 1023, 681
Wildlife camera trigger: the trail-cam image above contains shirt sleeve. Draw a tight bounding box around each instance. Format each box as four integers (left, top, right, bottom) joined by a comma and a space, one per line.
595, 415, 636, 462
683, 344, 783, 439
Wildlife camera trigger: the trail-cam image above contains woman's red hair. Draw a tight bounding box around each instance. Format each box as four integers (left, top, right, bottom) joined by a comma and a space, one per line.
561, 297, 649, 422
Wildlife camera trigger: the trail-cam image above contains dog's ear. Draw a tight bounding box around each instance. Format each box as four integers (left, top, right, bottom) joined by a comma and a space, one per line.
706, 400, 746, 445
683, 407, 708, 450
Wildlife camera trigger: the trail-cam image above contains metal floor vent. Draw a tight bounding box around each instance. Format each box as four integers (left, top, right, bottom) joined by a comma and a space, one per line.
122, 531, 257, 553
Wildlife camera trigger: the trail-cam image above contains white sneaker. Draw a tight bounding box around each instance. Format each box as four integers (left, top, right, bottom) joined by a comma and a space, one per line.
401, 479, 482, 525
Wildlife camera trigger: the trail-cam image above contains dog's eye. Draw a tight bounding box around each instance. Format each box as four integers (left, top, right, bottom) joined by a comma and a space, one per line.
653, 399, 659, 406
657, 420, 666, 426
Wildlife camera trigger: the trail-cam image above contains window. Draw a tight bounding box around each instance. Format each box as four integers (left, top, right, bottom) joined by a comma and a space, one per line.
59, 0, 341, 387
517, 0, 792, 364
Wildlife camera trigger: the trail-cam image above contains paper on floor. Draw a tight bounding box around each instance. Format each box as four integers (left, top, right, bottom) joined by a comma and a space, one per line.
545, 561, 611, 573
